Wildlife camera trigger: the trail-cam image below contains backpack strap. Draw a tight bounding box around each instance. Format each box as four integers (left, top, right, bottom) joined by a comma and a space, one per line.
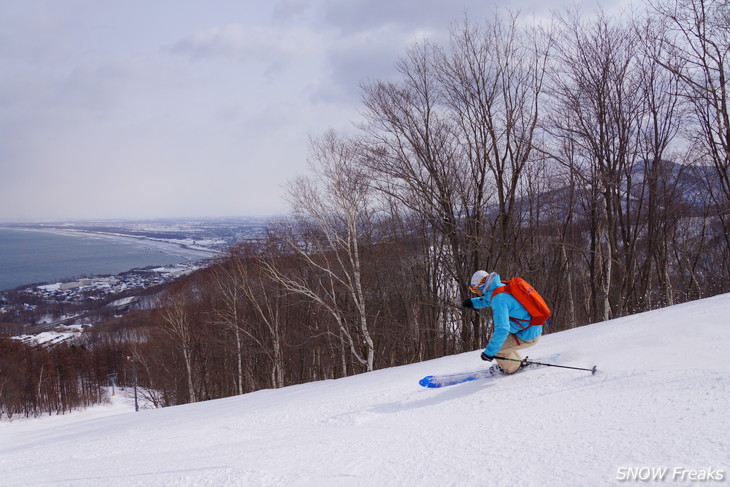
491, 283, 537, 331
490, 282, 509, 299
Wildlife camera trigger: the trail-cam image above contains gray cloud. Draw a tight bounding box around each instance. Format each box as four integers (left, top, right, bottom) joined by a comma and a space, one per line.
272, 0, 315, 24
310, 27, 408, 103
320, 0, 480, 33
309, 0, 635, 104
0, 0, 638, 220
170, 24, 317, 62
309, 0, 508, 103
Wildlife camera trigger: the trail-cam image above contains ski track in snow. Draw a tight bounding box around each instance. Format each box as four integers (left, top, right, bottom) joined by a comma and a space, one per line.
1, 294, 729, 486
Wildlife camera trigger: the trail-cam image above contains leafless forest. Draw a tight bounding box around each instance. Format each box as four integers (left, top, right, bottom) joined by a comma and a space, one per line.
2, 0, 728, 417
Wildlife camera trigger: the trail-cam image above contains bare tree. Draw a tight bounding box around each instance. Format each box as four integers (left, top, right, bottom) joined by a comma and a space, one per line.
360, 40, 471, 347
650, 0, 730, 283
208, 249, 288, 390
158, 290, 197, 403
264, 131, 377, 372
547, 11, 646, 321
239, 249, 287, 389
361, 12, 550, 349
208, 260, 247, 395
435, 13, 552, 271
634, 13, 686, 308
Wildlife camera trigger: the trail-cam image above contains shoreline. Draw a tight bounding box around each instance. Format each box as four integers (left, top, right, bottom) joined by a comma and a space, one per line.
0, 225, 220, 261
0, 226, 221, 291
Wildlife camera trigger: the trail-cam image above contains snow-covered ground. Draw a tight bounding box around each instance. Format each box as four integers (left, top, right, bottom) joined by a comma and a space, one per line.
2, 294, 729, 486
15, 326, 84, 346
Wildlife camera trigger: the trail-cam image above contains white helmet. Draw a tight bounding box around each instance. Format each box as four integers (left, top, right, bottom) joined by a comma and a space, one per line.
470, 270, 497, 293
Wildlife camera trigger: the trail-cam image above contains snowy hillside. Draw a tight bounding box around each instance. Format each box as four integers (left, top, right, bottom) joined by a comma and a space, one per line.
2, 294, 729, 487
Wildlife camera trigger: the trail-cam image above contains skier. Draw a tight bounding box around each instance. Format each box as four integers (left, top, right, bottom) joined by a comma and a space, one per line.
461, 270, 544, 374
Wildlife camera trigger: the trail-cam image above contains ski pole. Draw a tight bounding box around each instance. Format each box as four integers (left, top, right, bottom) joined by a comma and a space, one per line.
496, 356, 597, 375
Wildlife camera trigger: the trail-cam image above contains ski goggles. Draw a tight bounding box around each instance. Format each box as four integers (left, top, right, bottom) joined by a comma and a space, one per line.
470, 272, 496, 294
469, 278, 487, 294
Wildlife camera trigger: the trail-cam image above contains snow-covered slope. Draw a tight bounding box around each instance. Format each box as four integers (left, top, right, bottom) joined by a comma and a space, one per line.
2, 294, 729, 487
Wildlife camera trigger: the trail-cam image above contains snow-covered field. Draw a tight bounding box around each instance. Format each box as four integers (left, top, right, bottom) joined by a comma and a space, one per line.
2, 294, 729, 486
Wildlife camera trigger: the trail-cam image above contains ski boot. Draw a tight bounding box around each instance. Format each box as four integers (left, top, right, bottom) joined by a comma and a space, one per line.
488, 363, 507, 376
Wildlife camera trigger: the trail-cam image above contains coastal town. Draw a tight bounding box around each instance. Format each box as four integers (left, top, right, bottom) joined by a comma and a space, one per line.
0, 217, 271, 342
33, 262, 196, 301
0, 261, 210, 344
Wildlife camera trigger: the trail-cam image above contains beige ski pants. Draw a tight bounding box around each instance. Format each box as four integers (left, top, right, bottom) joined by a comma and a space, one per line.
495, 334, 541, 374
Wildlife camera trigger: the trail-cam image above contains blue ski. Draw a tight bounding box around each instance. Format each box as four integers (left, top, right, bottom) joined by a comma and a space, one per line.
419, 369, 495, 388
419, 354, 562, 388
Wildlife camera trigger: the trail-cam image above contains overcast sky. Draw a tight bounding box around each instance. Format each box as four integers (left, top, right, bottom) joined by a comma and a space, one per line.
0, 0, 633, 221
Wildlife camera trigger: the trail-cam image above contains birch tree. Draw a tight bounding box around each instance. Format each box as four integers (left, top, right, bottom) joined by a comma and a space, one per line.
265, 131, 377, 373
158, 291, 197, 403
208, 259, 248, 395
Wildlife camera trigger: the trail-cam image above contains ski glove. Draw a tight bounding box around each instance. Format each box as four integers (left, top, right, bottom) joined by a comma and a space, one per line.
462, 299, 474, 309
481, 352, 494, 362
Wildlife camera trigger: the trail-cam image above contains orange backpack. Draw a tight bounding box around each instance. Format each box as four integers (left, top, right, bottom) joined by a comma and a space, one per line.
491, 277, 551, 329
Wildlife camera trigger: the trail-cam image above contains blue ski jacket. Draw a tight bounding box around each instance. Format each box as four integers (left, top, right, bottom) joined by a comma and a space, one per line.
466, 273, 543, 356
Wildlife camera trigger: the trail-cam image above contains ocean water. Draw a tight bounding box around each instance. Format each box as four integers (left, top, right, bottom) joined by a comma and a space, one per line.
0, 228, 201, 291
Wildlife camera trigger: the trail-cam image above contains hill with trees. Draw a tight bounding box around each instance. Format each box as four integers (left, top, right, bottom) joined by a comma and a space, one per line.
1, 0, 728, 417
